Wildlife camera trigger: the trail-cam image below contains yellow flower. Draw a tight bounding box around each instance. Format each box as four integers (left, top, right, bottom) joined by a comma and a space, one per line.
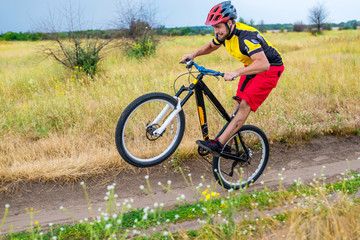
226, 89, 232, 91
327, 59, 332, 62
205, 194, 211, 200
79, 67, 83, 70
56, 85, 60, 88
35, 221, 39, 225
31, 208, 33, 211
211, 192, 216, 197
202, 189, 208, 195
70, 78, 75, 82
62, 85, 65, 88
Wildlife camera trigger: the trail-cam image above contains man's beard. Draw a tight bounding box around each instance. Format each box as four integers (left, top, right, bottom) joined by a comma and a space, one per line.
216, 33, 227, 42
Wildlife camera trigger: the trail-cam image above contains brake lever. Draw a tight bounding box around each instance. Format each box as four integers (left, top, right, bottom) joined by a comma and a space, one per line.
185, 59, 193, 69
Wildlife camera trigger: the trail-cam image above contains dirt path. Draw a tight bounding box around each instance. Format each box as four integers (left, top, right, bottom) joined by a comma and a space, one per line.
1, 135, 360, 234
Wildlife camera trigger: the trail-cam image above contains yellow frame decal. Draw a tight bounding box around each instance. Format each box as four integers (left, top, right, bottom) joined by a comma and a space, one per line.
197, 106, 205, 125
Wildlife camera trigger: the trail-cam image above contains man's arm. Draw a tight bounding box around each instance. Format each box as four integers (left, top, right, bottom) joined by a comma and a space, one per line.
180, 41, 221, 63
224, 51, 270, 81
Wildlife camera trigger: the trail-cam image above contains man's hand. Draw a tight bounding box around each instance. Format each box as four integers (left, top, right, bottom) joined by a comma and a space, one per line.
179, 53, 195, 63
224, 71, 239, 81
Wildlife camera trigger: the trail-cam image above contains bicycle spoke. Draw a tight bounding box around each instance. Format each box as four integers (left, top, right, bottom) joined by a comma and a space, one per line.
120, 99, 181, 160
213, 126, 269, 189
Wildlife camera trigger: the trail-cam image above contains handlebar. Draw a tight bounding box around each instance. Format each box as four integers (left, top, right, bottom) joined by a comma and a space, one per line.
184, 59, 224, 78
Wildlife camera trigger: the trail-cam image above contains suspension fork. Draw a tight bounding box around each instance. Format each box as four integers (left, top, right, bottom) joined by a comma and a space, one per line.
151, 78, 197, 136
152, 96, 182, 136
152, 73, 204, 136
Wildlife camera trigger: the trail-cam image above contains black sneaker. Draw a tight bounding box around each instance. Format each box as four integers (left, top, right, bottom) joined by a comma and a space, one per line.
196, 138, 224, 157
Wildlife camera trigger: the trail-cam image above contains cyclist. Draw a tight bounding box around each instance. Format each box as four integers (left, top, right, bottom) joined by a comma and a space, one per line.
180, 1, 284, 156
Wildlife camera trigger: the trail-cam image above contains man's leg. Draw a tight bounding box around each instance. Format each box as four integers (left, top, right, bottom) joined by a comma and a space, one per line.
218, 99, 252, 145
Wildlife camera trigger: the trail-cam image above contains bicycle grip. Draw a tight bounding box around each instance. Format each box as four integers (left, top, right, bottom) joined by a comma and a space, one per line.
219, 73, 236, 80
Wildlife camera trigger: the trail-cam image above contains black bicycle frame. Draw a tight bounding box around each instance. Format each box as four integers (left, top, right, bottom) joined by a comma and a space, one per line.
174, 73, 230, 138
174, 73, 250, 162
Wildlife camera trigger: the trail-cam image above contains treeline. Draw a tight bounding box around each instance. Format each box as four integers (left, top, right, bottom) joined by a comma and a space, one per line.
1, 20, 358, 41
0, 31, 46, 41
0, 30, 120, 41
0, 27, 214, 41
333, 20, 359, 30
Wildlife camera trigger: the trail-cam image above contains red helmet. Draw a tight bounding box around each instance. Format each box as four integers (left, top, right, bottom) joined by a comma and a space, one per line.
205, 1, 237, 26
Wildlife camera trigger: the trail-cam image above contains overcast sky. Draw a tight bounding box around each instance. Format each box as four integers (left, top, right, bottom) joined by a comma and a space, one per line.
0, 0, 359, 33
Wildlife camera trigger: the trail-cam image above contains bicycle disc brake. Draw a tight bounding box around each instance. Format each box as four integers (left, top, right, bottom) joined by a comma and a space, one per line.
145, 123, 162, 141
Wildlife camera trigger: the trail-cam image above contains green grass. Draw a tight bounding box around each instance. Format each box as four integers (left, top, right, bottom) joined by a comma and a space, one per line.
2, 169, 360, 239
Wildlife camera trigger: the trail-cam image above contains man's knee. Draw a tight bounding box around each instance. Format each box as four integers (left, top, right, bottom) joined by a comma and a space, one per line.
232, 100, 251, 122
239, 100, 251, 112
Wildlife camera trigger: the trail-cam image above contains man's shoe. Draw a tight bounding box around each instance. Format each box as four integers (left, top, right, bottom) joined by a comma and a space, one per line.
196, 138, 224, 157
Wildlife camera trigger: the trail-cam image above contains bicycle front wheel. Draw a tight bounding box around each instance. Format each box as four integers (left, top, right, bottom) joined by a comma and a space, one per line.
115, 92, 185, 167
212, 125, 269, 190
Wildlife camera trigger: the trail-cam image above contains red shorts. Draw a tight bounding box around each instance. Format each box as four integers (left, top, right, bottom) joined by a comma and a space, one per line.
236, 65, 284, 112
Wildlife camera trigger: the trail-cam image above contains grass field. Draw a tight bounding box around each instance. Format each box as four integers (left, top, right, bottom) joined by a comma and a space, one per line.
3, 170, 360, 239
1, 30, 360, 187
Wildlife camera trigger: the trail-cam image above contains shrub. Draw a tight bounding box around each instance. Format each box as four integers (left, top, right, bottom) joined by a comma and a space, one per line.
123, 20, 158, 59
44, 33, 112, 77
293, 22, 306, 32
126, 34, 158, 59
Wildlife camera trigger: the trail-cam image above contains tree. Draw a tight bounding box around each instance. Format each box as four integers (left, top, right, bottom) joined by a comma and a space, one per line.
238, 17, 246, 24
114, 0, 159, 58
308, 3, 329, 33
259, 20, 266, 33
249, 19, 255, 27
38, 2, 113, 77
353, 21, 359, 30
114, 0, 156, 38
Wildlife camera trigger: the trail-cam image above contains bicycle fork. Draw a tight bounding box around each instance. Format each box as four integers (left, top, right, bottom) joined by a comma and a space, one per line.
152, 97, 182, 136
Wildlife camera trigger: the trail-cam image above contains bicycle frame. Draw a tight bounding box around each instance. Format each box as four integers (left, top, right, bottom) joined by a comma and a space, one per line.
152, 61, 250, 162
174, 73, 231, 140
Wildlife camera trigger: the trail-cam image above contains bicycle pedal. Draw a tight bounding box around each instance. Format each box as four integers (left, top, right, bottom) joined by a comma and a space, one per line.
198, 146, 210, 156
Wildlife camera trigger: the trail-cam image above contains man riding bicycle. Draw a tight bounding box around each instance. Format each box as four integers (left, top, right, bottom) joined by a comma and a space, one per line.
180, 1, 284, 156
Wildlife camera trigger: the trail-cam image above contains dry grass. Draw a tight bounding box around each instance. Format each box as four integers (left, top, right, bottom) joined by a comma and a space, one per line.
264, 193, 360, 240
0, 31, 360, 186
185, 188, 360, 239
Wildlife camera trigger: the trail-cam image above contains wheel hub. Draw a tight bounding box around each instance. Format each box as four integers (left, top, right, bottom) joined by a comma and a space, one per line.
145, 123, 161, 141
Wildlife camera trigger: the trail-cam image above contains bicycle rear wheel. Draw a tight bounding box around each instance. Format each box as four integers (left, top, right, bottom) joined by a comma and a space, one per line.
115, 92, 185, 167
212, 125, 269, 190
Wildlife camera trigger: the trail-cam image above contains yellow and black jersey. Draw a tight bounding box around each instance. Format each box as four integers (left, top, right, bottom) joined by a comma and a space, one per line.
212, 23, 283, 66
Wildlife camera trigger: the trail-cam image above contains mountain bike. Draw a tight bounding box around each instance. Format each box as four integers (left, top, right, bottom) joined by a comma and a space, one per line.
115, 60, 269, 189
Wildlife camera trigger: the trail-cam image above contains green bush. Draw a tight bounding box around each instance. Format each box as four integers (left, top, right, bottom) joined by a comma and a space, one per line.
44, 34, 112, 77
66, 41, 101, 76
126, 36, 157, 59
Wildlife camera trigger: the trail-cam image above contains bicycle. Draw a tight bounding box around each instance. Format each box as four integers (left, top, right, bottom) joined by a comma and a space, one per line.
115, 60, 269, 189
